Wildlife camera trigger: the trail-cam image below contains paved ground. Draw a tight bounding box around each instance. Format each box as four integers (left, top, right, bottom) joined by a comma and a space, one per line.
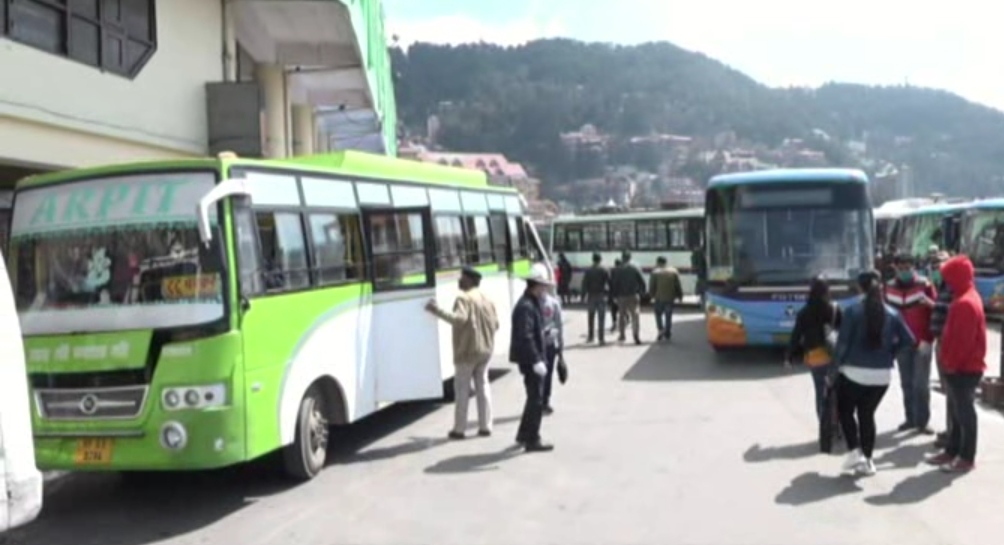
5, 308, 1004, 545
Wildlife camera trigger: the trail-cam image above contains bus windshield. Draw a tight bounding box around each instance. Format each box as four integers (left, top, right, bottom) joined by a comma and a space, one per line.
706, 183, 872, 284
961, 209, 1004, 272
893, 213, 945, 256
9, 171, 224, 335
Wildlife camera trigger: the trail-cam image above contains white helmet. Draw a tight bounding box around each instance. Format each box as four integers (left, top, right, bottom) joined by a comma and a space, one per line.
527, 263, 554, 286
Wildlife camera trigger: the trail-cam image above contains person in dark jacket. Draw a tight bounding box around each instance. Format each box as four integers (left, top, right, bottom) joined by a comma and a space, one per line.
833, 270, 915, 476
556, 253, 573, 305
508, 264, 555, 452
610, 251, 646, 344
928, 250, 954, 448
785, 277, 842, 424
608, 259, 622, 333
927, 255, 986, 473
581, 252, 610, 344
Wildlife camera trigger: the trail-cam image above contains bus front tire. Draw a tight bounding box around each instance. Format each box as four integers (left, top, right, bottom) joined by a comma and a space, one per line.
282, 387, 329, 481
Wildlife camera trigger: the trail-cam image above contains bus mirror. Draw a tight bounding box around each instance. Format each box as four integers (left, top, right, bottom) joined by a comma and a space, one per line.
197, 178, 252, 245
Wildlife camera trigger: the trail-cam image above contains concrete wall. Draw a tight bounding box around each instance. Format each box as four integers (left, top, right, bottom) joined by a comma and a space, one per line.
0, 0, 223, 167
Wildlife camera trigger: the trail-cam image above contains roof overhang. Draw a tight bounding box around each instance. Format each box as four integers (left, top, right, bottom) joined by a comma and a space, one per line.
232, 0, 372, 109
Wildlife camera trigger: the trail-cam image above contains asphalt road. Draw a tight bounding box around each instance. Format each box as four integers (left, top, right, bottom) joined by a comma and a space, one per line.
5, 308, 1004, 545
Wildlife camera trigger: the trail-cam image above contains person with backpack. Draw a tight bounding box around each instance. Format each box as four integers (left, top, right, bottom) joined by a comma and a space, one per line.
785, 277, 842, 431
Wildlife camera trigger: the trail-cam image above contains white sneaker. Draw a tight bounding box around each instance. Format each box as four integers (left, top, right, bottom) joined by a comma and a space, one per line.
860, 458, 877, 476
841, 448, 863, 474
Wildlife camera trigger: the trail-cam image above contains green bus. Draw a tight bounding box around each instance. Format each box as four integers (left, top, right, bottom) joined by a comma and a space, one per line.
9, 151, 550, 480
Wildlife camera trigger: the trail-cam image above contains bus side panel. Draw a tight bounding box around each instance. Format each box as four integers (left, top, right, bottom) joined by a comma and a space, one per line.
241, 283, 368, 460
0, 255, 42, 530
975, 276, 1004, 315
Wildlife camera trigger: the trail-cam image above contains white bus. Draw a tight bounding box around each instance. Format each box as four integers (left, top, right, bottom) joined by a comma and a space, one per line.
0, 247, 42, 531
549, 208, 704, 301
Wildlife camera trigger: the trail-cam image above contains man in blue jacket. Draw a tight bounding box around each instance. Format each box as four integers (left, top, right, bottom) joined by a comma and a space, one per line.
508, 264, 555, 452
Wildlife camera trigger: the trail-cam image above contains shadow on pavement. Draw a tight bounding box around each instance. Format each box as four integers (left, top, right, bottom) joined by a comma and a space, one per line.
744, 431, 899, 463
775, 471, 863, 505
622, 317, 787, 382
872, 441, 933, 470
743, 440, 820, 462
424, 445, 524, 474
863, 470, 963, 505
3, 371, 518, 545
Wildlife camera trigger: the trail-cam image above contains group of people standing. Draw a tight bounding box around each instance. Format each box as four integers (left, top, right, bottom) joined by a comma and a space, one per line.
576, 251, 684, 345
786, 250, 986, 476
425, 263, 566, 453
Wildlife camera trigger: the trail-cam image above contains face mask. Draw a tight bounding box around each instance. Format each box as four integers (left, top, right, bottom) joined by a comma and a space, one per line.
897, 271, 913, 283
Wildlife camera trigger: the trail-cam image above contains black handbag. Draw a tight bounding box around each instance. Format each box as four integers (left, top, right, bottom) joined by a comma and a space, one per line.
557, 354, 568, 384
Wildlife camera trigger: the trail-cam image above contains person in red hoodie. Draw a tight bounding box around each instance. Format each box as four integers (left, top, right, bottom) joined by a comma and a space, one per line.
884, 254, 938, 433
927, 255, 986, 473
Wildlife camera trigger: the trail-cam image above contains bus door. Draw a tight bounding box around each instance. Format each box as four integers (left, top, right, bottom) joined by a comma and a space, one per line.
360, 206, 444, 402
489, 211, 515, 351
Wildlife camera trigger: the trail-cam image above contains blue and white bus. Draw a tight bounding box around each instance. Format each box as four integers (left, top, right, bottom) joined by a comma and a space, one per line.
703, 169, 873, 349
960, 199, 1004, 314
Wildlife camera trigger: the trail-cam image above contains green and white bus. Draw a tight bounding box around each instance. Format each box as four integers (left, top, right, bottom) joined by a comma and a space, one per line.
9, 151, 550, 480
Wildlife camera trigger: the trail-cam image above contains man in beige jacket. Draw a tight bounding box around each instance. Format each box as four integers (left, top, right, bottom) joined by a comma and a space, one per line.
426, 266, 500, 439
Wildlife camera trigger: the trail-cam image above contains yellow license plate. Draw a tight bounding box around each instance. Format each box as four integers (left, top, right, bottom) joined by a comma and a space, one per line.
73, 438, 114, 464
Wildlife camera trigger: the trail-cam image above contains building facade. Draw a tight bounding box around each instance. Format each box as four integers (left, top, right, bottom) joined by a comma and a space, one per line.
0, 0, 398, 190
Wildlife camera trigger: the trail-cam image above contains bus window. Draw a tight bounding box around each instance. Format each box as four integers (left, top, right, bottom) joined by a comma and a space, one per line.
433, 215, 465, 269
255, 211, 310, 291
552, 224, 567, 252
234, 203, 264, 297
463, 216, 493, 264
582, 223, 606, 251
366, 211, 430, 289
488, 214, 510, 265
667, 220, 688, 250
511, 216, 528, 258
636, 220, 667, 250
307, 212, 363, 285
686, 218, 704, 250
609, 221, 635, 250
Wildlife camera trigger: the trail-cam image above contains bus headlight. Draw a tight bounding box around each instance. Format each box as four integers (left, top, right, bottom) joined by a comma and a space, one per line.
706, 302, 743, 325
161, 384, 227, 411
163, 390, 181, 409
160, 421, 188, 451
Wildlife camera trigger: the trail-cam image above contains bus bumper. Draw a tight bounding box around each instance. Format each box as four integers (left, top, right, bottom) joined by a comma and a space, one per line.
33, 407, 245, 472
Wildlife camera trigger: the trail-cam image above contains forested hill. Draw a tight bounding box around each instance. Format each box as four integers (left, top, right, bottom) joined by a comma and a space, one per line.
390, 39, 1004, 197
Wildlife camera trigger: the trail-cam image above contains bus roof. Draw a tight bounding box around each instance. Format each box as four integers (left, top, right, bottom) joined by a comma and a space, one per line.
550, 207, 704, 224
15, 151, 507, 192
963, 198, 1004, 211
901, 201, 973, 217
707, 168, 869, 188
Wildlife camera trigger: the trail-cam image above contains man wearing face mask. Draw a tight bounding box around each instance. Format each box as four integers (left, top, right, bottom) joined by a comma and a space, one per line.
426, 266, 500, 440
885, 253, 938, 434
509, 263, 555, 452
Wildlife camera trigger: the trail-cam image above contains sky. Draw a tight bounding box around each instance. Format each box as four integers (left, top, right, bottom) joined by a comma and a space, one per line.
383, 0, 1004, 112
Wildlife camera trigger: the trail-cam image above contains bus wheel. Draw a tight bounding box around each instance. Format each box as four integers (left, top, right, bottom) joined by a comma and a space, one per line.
282, 387, 329, 480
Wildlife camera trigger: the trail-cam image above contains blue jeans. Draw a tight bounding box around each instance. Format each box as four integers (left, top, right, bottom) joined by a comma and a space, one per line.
653, 301, 676, 337
897, 344, 934, 428
810, 366, 830, 422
